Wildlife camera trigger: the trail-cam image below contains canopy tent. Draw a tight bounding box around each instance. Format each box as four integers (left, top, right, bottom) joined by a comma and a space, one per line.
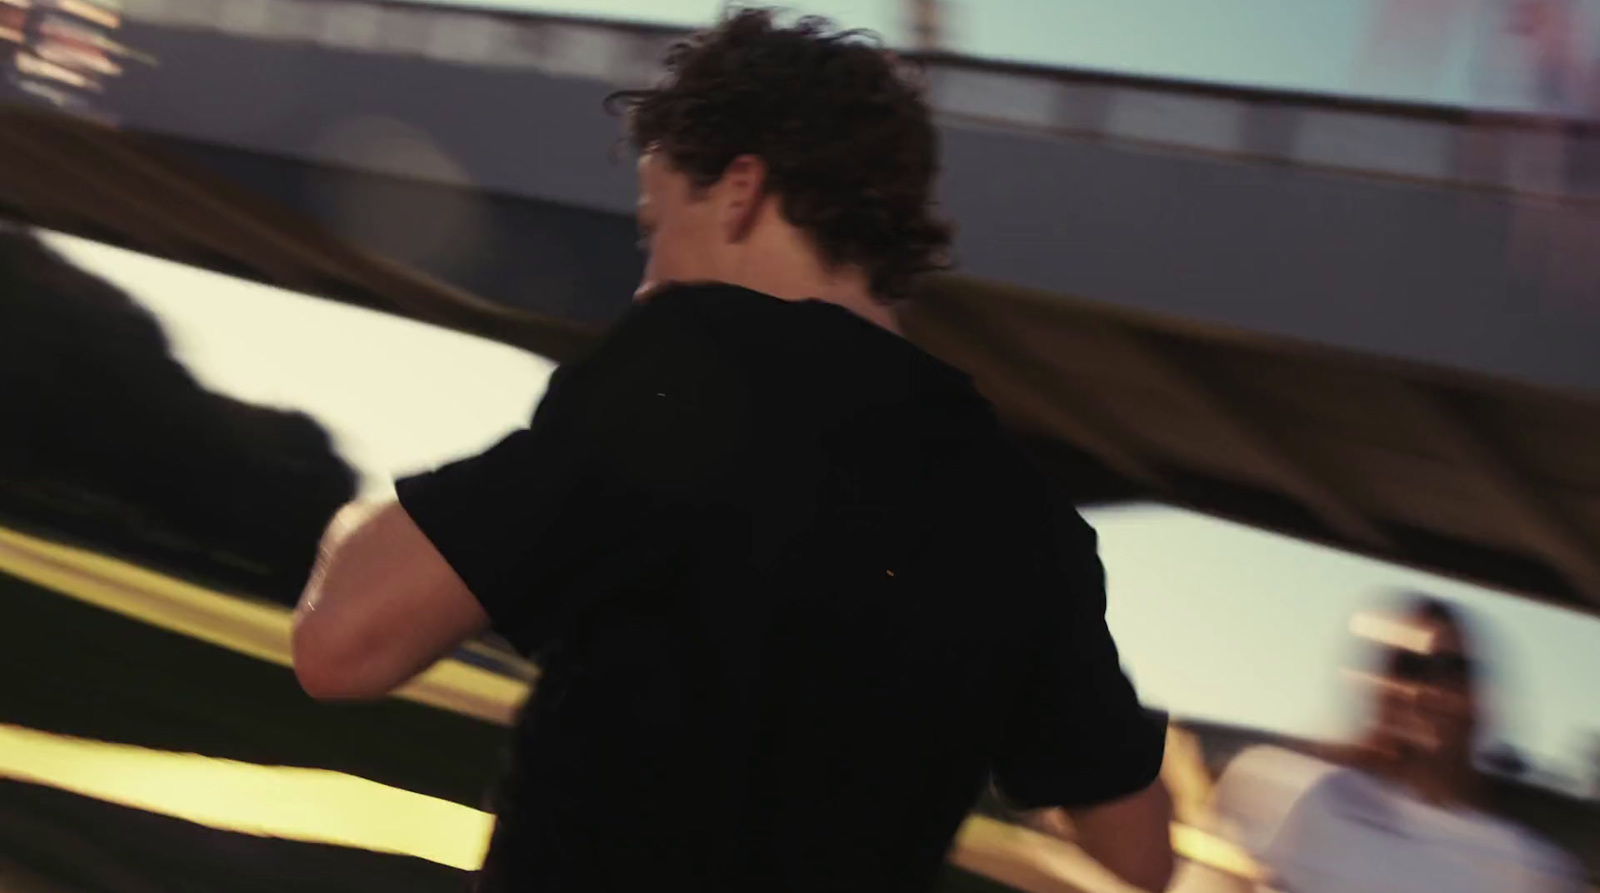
6, 105, 1596, 614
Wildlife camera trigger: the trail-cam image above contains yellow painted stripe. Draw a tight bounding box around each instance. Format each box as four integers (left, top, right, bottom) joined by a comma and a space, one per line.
0, 722, 495, 870
0, 525, 531, 726
0, 720, 1238, 893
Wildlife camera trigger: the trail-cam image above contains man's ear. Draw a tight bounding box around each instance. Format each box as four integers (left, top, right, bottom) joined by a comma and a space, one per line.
718, 154, 769, 243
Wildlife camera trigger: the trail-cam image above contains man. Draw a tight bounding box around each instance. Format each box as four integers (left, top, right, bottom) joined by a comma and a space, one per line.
1202, 595, 1584, 893
292, 10, 1173, 892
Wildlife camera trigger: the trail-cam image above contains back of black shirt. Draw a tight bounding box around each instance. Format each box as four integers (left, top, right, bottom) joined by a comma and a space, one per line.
397, 284, 1164, 893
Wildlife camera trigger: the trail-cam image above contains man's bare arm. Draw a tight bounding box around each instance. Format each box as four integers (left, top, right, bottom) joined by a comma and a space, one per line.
292, 501, 490, 700
1025, 779, 1176, 892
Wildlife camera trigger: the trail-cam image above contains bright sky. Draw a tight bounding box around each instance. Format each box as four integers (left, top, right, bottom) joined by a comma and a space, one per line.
396, 0, 1600, 115
40, 229, 1600, 787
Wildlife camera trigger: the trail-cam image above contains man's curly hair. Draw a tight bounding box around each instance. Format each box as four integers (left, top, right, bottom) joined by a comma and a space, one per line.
606, 8, 952, 302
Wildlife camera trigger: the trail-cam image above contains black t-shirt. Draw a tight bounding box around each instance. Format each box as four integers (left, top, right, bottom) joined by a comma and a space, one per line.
396, 283, 1165, 893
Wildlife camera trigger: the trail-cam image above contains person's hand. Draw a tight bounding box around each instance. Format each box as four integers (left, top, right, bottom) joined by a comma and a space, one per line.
634, 278, 672, 302
1020, 808, 1075, 841
324, 501, 381, 546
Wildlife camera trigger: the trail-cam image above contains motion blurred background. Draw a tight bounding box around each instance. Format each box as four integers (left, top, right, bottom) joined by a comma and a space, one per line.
1, 1, 1598, 891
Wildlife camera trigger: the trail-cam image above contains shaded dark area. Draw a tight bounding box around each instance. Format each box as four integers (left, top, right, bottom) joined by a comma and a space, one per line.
0, 226, 356, 603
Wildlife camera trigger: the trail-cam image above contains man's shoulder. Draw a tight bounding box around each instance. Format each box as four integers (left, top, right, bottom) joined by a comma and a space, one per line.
1212, 746, 1344, 855
1456, 809, 1584, 883
599, 284, 724, 343
628, 281, 776, 328
597, 283, 808, 380
561, 285, 745, 385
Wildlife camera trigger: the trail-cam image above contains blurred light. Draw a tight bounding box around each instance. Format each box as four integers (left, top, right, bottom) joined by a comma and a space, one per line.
36, 38, 121, 75
51, 0, 115, 29
4, 0, 153, 121
16, 49, 96, 87
1349, 610, 1435, 654
41, 11, 156, 63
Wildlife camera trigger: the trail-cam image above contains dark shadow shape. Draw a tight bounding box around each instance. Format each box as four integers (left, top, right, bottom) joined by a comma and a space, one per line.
0, 225, 357, 603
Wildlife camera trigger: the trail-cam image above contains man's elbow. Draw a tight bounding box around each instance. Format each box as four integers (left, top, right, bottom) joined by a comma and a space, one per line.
1097, 832, 1174, 893
1071, 779, 1176, 892
1122, 843, 1176, 893
291, 617, 391, 702
1120, 783, 1176, 892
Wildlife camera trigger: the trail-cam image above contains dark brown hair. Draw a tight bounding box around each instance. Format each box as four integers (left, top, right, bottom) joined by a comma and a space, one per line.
606, 8, 952, 302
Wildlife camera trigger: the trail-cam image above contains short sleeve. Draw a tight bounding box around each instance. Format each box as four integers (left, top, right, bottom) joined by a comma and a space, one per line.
1210, 746, 1339, 860
395, 422, 582, 651
991, 506, 1167, 810
395, 290, 736, 654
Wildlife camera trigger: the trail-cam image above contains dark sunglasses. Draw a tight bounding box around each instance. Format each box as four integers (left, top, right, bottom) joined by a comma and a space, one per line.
1384, 648, 1473, 686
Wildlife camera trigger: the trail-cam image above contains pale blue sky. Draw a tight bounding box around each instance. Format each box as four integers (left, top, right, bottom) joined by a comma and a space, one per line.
398, 0, 1600, 115
45, 230, 1600, 787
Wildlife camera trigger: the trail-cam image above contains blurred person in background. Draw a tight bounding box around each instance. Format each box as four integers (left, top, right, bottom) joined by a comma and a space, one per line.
290, 8, 1173, 893
1199, 594, 1583, 892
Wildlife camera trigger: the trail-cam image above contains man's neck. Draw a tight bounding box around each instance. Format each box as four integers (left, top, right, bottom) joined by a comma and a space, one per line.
730, 265, 901, 336
1393, 753, 1478, 808
817, 289, 903, 335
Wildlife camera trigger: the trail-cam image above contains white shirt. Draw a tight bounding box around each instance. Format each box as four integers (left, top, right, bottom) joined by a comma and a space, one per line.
1210, 746, 1585, 893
